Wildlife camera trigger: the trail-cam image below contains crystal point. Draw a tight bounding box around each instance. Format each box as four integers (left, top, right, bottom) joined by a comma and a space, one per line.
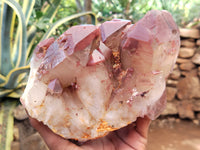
48, 78, 63, 94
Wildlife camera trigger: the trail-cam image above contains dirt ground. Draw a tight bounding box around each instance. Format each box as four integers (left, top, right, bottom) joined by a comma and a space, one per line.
15, 118, 200, 150
147, 119, 200, 150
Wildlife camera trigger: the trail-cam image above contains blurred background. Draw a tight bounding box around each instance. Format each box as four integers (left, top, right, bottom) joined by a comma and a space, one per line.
0, 0, 200, 150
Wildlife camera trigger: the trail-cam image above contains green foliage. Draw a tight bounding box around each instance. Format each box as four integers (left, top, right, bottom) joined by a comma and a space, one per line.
150, 0, 200, 26
58, 0, 78, 18
0, 100, 16, 150
92, 0, 200, 26
41, 11, 96, 41
56, 0, 199, 27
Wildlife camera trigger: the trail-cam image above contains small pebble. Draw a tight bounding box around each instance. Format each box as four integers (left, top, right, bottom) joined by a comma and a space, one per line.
14, 104, 28, 120
193, 119, 199, 125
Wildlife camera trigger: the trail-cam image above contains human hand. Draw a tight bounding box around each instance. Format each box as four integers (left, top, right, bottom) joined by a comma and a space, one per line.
29, 116, 151, 150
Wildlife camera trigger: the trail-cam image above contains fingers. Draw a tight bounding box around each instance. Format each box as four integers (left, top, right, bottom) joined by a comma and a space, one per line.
135, 116, 151, 138
28, 116, 151, 150
114, 116, 151, 139
29, 117, 81, 150
112, 116, 151, 150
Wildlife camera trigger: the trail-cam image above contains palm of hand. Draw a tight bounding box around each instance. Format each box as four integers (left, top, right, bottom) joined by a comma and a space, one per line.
30, 117, 150, 150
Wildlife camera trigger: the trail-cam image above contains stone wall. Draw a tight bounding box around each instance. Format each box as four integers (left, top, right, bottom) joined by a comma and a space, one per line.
162, 28, 200, 124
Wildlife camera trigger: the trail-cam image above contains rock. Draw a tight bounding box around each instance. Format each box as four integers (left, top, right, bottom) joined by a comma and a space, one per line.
11, 141, 20, 150
167, 79, 178, 87
177, 76, 200, 100
169, 69, 181, 80
197, 113, 200, 119
177, 100, 195, 119
21, 132, 48, 150
197, 39, 200, 46
13, 125, 20, 141
173, 64, 178, 69
186, 39, 195, 42
179, 28, 200, 39
14, 104, 28, 120
193, 120, 199, 125
192, 53, 200, 65
161, 102, 178, 115
176, 58, 190, 64
178, 47, 195, 58
167, 117, 176, 123
181, 69, 198, 77
166, 87, 177, 101
193, 100, 200, 111
179, 62, 196, 71
181, 39, 196, 48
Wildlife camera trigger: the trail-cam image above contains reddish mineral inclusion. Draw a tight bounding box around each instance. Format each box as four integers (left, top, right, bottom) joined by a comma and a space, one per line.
21, 10, 180, 141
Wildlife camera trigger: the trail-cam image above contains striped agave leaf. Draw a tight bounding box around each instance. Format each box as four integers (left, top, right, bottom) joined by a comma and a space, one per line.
0, 100, 16, 150
0, 0, 97, 149
0, 0, 31, 98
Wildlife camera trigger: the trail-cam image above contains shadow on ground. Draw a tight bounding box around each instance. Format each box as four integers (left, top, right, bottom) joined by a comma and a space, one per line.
147, 119, 200, 150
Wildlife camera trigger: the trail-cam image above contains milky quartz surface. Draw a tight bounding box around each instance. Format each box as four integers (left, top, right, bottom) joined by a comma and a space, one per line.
21, 10, 180, 141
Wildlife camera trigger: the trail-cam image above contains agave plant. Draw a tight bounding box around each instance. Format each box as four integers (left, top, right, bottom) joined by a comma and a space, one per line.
0, 0, 96, 149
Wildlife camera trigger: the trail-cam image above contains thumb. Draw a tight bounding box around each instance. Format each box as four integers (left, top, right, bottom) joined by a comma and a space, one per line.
135, 116, 151, 138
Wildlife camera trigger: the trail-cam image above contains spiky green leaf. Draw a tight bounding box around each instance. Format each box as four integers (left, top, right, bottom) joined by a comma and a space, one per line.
2, 0, 27, 68
41, 0, 62, 23
22, 0, 35, 25
0, 74, 6, 84
0, 66, 30, 89
0, 100, 16, 150
0, 89, 13, 98
0, 3, 13, 76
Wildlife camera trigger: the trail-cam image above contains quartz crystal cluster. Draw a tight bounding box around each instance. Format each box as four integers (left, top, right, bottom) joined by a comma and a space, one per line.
21, 10, 180, 141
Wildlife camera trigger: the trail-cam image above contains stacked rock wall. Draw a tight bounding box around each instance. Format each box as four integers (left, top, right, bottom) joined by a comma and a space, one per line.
162, 28, 200, 123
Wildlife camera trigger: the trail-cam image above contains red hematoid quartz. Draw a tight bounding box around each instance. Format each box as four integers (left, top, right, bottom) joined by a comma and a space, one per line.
21, 10, 180, 141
